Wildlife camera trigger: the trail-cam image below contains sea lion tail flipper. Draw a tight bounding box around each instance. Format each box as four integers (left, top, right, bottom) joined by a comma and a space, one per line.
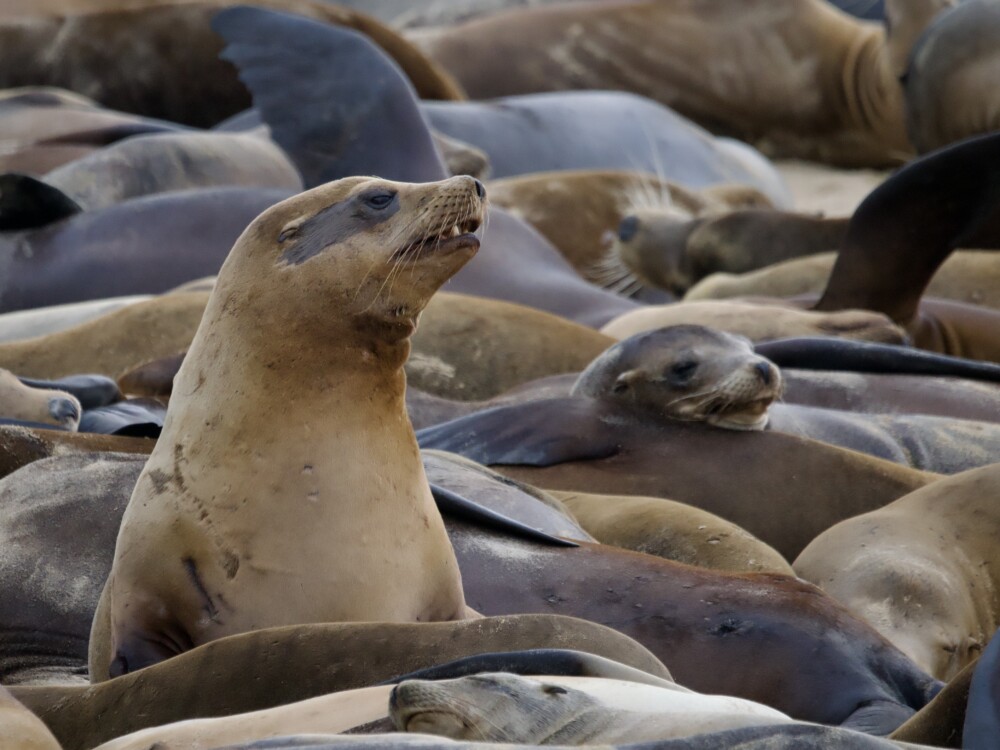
0, 173, 82, 231
839, 699, 916, 736
211, 6, 447, 187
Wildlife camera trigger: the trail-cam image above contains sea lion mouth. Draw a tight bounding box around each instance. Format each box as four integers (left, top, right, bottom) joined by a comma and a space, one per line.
392, 217, 482, 261
704, 397, 773, 431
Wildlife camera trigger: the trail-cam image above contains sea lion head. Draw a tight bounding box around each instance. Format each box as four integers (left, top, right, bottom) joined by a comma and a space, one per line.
572, 325, 782, 431
213, 175, 486, 346
389, 673, 597, 743
611, 210, 705, 296
0, 369, 81, 431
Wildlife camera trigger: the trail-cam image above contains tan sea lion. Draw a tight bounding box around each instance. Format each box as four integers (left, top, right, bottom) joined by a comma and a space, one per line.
0, 370, 80, 431
411, 0, 953, 167
95, 174, 487, 678
795, 463, 1000, 681
551, 491, 794, 575
487, 170, 771, 297
687, 251, 1000, 312
600, 299, 907, 345
0, 685, 61, 750
390, 673, 792, 743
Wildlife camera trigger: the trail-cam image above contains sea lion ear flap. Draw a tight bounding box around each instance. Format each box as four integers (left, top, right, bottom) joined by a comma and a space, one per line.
611, 370, 641, 395
0, 173, 82, 231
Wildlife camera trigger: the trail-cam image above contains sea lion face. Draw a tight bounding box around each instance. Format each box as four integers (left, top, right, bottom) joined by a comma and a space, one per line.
389, 673, 596, 743
612, 209, 702, 295
228, 175, 486, 337
572, 325, 782, 431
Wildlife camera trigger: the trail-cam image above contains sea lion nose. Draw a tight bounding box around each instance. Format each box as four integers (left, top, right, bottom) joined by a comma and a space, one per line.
618, 215, 640, 242
473, 179, 486, 200
48, 396, 81, 426
754, 361, 773, 385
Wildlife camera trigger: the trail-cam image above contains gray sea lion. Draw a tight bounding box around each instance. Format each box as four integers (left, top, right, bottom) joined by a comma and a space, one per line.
97, 175, 486, 678
964, 629, 1000, 750
390, 673, 792, 742
0, 297, 151, 344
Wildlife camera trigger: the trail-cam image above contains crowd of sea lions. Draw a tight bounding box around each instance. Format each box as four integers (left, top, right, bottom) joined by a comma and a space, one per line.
2, 1, 1000, 749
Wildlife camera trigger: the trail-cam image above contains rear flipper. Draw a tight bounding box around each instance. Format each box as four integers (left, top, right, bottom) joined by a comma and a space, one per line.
840, 699, 916, 736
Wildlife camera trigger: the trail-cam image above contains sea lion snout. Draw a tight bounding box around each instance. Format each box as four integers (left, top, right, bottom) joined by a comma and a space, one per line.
47, 395, 82, 430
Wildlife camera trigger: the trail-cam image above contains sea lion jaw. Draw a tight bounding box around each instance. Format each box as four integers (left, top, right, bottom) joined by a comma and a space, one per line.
612, 209, 701, 295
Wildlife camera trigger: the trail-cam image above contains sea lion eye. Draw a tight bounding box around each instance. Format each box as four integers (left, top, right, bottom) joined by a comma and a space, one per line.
363, 191, 396, 209
543, 685, 568, 696
670, 361, 698, 380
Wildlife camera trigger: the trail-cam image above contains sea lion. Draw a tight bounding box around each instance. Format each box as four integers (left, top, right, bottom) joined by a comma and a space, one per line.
487, 170, 770, 298
572, 326, 1000, 472
390, 673, 792, 743
0, 296, 151, 344
411, 0, 953, 167
795, 462, 1000, 680
0, 685, 61, 750
0, 370, 80, 431
0, 188, 292, 313
27, 129, 304, 211
600, 299, 907, 345
19, 621, 664, 750
613, 210, 848, 295
904, 0, 1000, 154
0, 87, 181, 176
0, 0, 463, 127
213, 9, 640, 327
687, 250, 1000, 311
96, 175, 486, 678
890, 654, 977, 747
551, 490, 794, 576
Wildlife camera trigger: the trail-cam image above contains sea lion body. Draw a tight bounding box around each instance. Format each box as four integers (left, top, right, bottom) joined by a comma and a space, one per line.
390, 673, 792, 743
0, 685, 61, 750
796, 462, 1000, 681
98, 176, 486, 677
0, 369, 80, 431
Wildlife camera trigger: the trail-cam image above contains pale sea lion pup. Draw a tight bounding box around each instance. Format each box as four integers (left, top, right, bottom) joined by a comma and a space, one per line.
93, 175, 486, 678
0, 369, 80, 431
389, 673, 793, 743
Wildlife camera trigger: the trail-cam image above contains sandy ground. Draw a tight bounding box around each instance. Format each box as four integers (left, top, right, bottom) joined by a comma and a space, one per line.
775, 159, 889, 217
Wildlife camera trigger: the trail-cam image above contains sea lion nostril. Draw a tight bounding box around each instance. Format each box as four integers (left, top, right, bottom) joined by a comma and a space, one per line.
473, 179, 486, 200
618, 215, 640, 243
755, 361, 772, 385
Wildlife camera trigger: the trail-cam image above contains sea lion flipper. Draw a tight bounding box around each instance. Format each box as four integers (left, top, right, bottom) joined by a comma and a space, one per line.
429, 483, 578, 547
839, 699, 916, 736
0, 173, 82, 231
212, 6, 448, 187
416, 399, 620, 467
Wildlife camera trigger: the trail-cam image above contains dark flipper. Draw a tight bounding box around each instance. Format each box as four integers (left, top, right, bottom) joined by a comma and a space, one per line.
212, 6, 448, 187
965, 629, 1000, 749
755, 337, 1000, 383
0, 173, 81, 231
78, 399, 165, 438
430, 483, 577, 547
19, 374, 122, 409
417, 398, 621, 468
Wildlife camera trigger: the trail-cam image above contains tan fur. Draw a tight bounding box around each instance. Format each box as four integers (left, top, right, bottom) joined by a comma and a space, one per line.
795, 462, 1000, 681
553, 491, 792, 574
0, 686, 61, 750
600, 299, 907, 344
93, 176, 486, 678
0, 370, 80, 430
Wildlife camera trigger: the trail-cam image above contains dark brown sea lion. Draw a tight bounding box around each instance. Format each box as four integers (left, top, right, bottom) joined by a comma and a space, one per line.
411, 0, 953, 166
0, 0, 463, 127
